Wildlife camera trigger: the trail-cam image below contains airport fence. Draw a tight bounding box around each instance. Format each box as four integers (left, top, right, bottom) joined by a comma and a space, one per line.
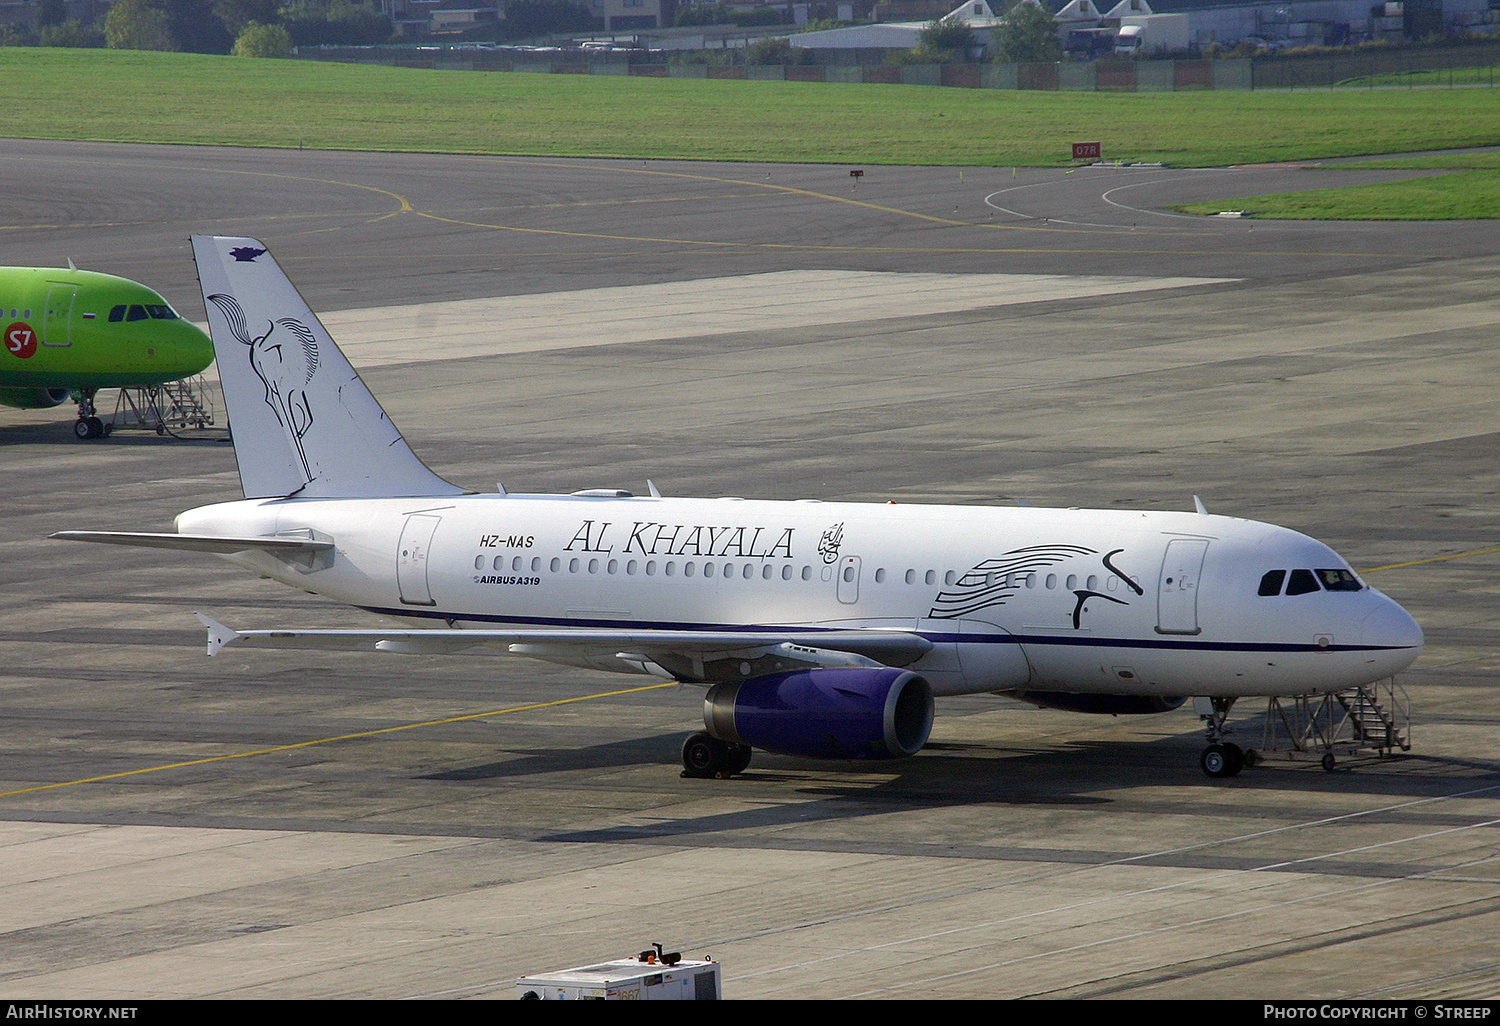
299, 40, 1500, 93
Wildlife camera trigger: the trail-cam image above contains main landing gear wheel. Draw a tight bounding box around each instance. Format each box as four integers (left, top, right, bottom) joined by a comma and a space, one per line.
1200, 742, 1245, 779
681, 731, 752, 779
725, 741, 752, 776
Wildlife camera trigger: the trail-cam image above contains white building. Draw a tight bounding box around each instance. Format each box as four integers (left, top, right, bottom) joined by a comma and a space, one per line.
790, 0, 1002, 49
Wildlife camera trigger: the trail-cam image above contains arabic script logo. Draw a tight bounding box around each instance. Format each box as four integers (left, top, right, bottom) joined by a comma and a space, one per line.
818, 522, 844, 564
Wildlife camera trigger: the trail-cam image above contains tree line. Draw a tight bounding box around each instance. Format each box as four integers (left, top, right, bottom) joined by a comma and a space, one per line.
1, 0, 394, 54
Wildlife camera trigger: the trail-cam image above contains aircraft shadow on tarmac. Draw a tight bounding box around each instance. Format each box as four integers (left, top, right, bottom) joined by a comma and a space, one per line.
415, 728, 1495, 849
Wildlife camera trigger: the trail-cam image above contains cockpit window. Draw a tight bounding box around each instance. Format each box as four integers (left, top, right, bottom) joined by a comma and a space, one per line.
1317, 568, 1363, 592
1259, 567, 1365, 596
146, 305, 179, 320
1258, 570, 1286, 597
1285, 569, 1320, 596
108, 305, 126, 323
126, 305, 149, 322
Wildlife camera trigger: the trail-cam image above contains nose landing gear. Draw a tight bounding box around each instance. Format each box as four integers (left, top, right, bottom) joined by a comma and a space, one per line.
73, 389, 110, 440
1200, 741, 1245, 778
1197, 696, 1251, 778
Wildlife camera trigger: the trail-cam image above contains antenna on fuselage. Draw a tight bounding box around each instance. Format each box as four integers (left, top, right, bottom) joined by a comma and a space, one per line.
1193, 495, 1209, 515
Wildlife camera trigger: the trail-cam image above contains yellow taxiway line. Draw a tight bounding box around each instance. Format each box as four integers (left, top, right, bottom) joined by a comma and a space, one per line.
0, 681, 677, 799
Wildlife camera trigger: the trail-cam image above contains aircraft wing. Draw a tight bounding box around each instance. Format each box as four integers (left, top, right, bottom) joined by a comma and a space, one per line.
195, 614, 932, 676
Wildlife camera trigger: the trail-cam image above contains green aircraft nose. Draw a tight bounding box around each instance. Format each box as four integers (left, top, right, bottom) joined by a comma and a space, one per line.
171, 319, 215, 378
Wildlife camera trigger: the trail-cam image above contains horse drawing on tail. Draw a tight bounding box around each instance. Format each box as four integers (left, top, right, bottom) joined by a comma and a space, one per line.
207, 293, 321, 482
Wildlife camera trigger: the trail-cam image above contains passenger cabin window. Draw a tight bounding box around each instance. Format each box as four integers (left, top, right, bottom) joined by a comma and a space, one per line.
1258, 570, 1286, 597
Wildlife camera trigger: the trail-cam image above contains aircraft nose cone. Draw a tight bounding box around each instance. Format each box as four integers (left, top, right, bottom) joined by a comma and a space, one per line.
1362, 598, 1423, 654
178, 323, 215, 375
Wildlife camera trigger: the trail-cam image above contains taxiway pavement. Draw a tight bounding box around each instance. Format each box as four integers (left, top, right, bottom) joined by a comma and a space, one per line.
1, 141, 1498, 1000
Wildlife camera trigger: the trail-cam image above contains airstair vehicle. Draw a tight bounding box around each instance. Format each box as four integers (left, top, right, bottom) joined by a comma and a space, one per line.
108, 375, 217, 437
1250, 680, 1412, 771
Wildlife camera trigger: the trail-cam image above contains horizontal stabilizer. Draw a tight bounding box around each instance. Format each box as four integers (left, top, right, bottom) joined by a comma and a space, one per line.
195, 613, 243, 657
52, 531, 333, 554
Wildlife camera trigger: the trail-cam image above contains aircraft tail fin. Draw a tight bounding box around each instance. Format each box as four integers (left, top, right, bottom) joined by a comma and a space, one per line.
191, 235, 464, 500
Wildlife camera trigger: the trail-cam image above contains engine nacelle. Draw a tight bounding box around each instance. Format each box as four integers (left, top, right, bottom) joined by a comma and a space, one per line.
704, 667, 934, 760
0, 386, 71, 410
1005, 690, 1187, 715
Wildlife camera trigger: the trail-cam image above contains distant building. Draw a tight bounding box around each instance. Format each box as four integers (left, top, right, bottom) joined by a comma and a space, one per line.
381, 0, 665, 36
430, 6, 501, 32
791, 0, 1000, 49
587, 0, 664, 30
790, 0, 1492, 56
1064, 0, 1493, 50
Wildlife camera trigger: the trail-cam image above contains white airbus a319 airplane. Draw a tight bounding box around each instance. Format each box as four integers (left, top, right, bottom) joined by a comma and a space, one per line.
54, 236, 1423, 780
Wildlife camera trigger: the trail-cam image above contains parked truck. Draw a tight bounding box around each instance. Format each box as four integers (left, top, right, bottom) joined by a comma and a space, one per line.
1113, 13, 1190, 55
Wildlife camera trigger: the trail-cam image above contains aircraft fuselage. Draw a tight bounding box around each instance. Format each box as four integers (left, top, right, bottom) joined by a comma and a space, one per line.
176, 494, 1422, 700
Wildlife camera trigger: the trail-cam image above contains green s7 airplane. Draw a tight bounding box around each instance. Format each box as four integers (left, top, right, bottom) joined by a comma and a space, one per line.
0, 264, 215, 438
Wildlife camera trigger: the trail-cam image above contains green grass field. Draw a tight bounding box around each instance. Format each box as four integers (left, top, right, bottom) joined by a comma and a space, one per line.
1172, 153, 1500, 219
6, 48, 1500, 216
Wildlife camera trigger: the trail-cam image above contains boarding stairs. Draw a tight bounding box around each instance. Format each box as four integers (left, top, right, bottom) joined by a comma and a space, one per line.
1251, 679, 1411, 771
108, 375, 217, 436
